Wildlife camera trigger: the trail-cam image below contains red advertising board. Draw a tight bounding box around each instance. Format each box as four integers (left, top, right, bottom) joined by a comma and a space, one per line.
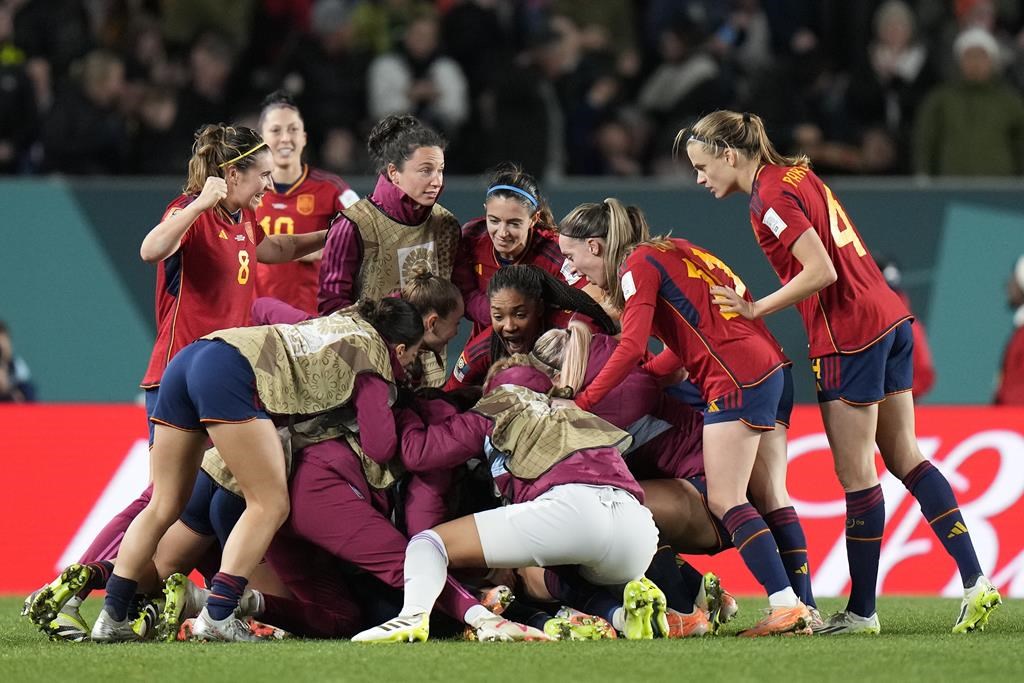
1, 404, 1023, 596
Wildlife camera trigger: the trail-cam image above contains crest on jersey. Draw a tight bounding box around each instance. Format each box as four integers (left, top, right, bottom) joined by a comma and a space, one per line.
297, 193, 315, 216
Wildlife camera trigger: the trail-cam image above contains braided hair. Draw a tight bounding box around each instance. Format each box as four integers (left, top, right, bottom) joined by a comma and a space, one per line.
485, 264, 616, 364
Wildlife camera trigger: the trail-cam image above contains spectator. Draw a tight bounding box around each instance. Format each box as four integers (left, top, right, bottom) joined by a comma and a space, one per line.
847, 0, 936, 173
0, 320, 35, 402
131, 87, 189, 175
913, 27, 1024, 176
0, 3, 37, 173
636, 20, 720, 122
173, 31, 236, 141
368, 10, 469, 136
279, 0, 371, 167
995, 255, 1024, 405
41, 49, 128, 174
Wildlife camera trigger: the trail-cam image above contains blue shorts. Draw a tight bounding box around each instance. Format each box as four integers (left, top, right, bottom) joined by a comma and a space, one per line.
150, 339, 269, 432
703, 366, 791, 430
144, 387, 160, 445
179, 469, 247, 547
813, 321, 913, 405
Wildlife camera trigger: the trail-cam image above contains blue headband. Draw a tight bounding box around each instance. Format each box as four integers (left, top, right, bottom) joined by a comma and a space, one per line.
486, 184, 538, 208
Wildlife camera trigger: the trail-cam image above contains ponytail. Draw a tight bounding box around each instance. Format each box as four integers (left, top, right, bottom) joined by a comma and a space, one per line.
559, 199, 660, 310
184, 124, 267, 194
677, 110, 810, 168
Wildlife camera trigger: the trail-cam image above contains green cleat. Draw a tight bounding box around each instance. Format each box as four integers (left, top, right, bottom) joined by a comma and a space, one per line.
953, 578, 1002, 634
158, 573, 208, 642
640, 578, 670, 638
622, 579, 655, 640
544, 608, 617, 641
27, 564, 93, 632
47, 602, 91, 642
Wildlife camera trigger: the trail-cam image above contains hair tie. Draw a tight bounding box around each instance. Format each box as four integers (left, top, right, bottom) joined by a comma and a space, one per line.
487, 184, 538, 209
218, 141, 268, 168
742, 112, 752, 124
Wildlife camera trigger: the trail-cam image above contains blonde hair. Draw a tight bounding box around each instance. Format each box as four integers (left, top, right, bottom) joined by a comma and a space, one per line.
676, 110, 810, 168
184, 124, 267, 194
559, 198, 666, 310
530, 321, 593, 399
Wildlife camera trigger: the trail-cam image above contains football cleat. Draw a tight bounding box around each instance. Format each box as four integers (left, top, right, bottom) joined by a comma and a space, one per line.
474, 616, 551, 642
27, 564, 93, 631
738, 602, 813, 637
622, 578, 669, 640
246, 617, 289, 639
665, 608, 710, 638
158, 573, 209, 642
132, 598, 164, 640
812, 609, 880, 635
697, 572, 739, 633
952, 578, 1001, 634
190, 607, 260, 642
47, 606, 92, 643
352, 613, 430, 643
479, 585, 515, 616
543, 608, 617, 641
91, 607, 140, 643
807, 606, 825, 630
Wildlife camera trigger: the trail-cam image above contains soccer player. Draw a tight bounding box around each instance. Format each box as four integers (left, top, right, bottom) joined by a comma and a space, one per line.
318, 114, 474, 385
256, 91, 360, 316
26, 123, 328, 641
42, 298, 424, 643
445, 264, 615, 390
557, 198, 813, 637
682, 110, 1000, 634
456, 163, 590, 334
351, 360, 663, 643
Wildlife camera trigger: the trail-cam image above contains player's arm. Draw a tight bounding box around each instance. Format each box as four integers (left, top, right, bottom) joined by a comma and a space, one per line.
140, 178, 224, 262
256, 229, 328, 264
715, 230, 837, 320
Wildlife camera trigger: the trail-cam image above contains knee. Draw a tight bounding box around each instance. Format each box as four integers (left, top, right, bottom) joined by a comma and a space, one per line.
252, 493, 291, 529
833, 456, 878, 492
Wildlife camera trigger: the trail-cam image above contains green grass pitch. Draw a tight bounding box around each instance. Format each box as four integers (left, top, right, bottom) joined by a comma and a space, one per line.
1, 596, 1021, 683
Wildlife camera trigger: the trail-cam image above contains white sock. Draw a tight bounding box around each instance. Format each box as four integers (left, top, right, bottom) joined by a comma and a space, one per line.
464, 604, 493, 628
399, 530, 449, 618
768, 587, 799, 609
611, 607, 626, 633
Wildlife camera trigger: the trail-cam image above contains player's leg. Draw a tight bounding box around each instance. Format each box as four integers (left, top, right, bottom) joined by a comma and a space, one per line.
874, 323, 1000, 632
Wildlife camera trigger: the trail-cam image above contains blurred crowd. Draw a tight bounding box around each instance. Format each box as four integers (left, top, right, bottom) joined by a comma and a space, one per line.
2, 0, 1024, 179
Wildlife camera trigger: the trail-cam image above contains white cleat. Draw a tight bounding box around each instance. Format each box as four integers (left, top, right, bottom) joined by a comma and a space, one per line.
190, 607, 261, 642
474, 615, 552, 642
812, 609, 880, 635
91, 607, 140, 643
352, 613, 430, 643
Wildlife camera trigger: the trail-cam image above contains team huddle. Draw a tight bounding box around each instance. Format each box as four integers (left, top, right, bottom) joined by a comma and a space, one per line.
21, 97, 1002, 643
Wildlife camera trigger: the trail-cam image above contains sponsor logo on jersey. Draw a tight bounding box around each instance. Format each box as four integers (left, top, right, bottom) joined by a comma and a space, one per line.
762, 207, 787, 238
272, 202, 287, 210
218, 229, 229, 240
297, 193, 316, 216
235, 234, 246, 242
621, 270, 637, 300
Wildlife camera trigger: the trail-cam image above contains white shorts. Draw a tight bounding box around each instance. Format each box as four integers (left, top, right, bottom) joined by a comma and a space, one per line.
474, 484, 659, 586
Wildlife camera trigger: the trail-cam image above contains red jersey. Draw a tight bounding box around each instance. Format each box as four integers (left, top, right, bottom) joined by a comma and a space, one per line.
459, 218, 585, 332
141, 196, 265, 387
749, 164, 911, 357
256, 165, 358, 315
995, 325, 1024, 405
575, 239, 788, 410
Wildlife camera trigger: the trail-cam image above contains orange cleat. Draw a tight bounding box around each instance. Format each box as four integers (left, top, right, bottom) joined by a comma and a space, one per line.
737, 602, 812, 637
666, 609, 711, 638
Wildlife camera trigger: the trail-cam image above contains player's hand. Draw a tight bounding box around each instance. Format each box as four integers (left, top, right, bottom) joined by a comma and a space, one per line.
710, 285, 757, 320
196, 176, 228, 211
